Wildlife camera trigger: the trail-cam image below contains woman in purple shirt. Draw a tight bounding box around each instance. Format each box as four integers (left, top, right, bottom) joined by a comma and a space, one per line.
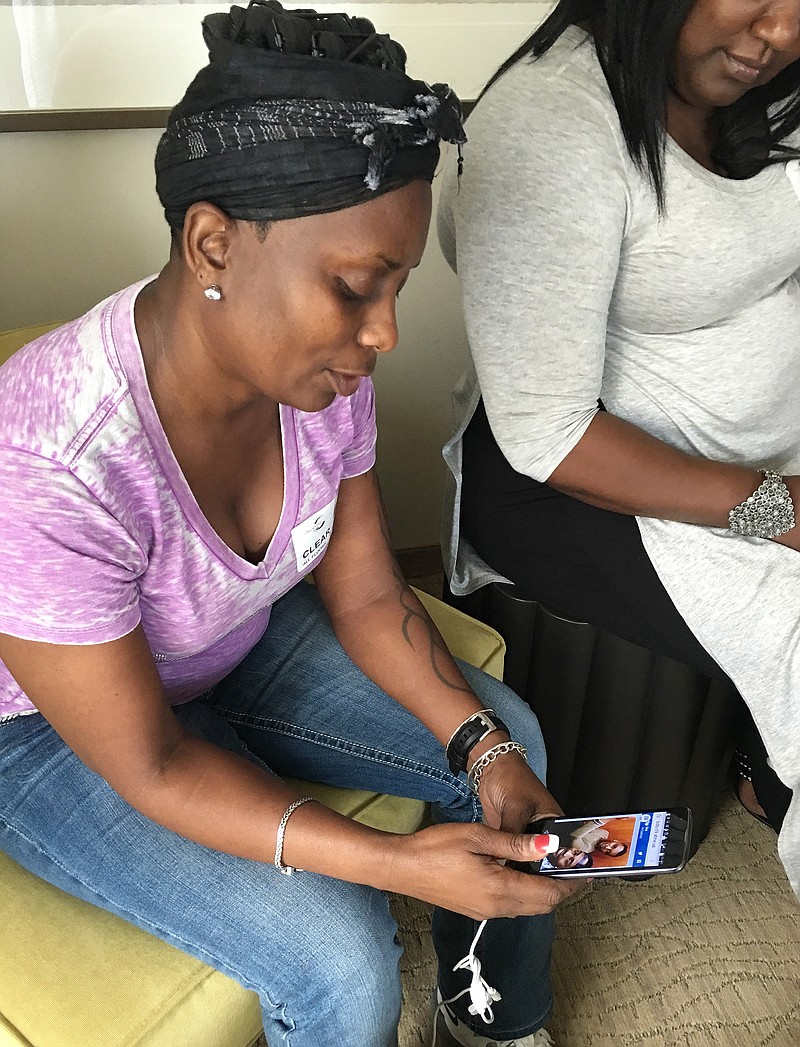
0, 5, 576, 1047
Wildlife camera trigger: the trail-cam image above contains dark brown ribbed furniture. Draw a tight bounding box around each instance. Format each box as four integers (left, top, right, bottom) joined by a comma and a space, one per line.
446, 582, 744, 855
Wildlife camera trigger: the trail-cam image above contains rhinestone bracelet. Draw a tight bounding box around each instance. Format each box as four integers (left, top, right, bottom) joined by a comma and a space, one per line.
467, 740, 528, 796
728, 469, 796, 539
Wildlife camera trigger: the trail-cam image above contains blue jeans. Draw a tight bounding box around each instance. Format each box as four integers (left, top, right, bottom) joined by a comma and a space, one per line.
0, 584, 553, 1046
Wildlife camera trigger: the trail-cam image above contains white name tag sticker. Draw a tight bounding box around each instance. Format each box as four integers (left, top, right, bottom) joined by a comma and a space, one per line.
291, 496, 337, 573
787, 159, 800, 200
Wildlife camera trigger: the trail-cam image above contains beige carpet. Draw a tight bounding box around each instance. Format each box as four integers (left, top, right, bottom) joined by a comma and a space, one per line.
394, 790, 800, 1047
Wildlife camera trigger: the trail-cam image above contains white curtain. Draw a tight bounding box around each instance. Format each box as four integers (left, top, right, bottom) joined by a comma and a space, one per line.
12, 0, 60, 108
7, 0, 213, 110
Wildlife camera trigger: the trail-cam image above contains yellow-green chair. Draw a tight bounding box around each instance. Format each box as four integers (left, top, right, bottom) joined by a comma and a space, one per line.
0, 322, 65, 362
0, 321, 506, 1047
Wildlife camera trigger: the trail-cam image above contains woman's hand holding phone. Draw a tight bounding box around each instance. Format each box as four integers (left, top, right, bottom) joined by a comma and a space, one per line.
387, 820, 582, 921
383, 753, 583, 920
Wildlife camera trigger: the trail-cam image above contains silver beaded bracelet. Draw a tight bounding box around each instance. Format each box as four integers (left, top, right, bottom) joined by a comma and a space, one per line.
728, 469, 796, 539
274, 796, 315, 875
467, 740, 528, 796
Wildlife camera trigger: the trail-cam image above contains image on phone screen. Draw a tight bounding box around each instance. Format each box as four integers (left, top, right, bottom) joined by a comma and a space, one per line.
537, 808, 691, 877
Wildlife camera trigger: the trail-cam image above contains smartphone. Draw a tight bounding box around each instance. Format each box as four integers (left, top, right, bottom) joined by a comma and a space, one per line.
527, 807, 692, 878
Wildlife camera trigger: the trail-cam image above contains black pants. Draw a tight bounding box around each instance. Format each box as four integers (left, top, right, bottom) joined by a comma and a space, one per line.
460, 398, 791, 828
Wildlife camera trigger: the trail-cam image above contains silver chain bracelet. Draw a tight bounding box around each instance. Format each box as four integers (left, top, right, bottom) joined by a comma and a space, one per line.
467, 740, 528, 796
274, 796, 315, 875
728, 469, 796, 539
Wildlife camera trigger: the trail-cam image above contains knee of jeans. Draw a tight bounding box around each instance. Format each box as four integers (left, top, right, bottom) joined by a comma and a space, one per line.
456, 662, 548, 783
264, 896, 403, 1047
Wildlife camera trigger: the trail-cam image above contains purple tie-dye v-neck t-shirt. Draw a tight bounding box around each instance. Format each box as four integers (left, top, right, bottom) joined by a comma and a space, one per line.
0, 279, 377, 718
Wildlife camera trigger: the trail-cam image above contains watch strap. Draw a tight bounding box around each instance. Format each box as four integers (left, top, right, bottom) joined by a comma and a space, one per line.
446, 709, 509, 775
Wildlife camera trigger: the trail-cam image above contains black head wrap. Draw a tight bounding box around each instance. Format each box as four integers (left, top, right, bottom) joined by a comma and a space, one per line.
155, 0, 466, 228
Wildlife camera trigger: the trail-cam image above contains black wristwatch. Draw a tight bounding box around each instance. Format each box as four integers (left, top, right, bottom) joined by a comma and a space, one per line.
446, 709, 509, 775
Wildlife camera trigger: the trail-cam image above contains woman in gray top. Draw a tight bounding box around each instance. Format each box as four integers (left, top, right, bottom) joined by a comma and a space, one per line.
438, 0, 800, 895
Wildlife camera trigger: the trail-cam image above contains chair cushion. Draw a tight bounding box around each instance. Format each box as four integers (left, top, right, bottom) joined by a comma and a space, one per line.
0, 322, 64, 366
0, 849, 263, 1047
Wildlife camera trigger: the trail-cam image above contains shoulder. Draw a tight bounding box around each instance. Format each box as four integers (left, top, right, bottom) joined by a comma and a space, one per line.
0, 284, 140, 468
469, 28, 625, 159
438, 28, 633, 253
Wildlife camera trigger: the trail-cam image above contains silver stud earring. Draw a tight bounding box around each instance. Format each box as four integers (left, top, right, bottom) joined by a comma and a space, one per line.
203, 284, 222, 301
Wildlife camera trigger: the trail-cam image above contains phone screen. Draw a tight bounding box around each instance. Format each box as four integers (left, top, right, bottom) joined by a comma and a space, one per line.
536, 808, 691, 877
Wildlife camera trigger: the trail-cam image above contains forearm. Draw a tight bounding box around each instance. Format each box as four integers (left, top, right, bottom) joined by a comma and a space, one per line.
322, 576, 512, 755
110, 719, 581, 919
313, 470, 534, 772
125, 728, 545, 903
548, 410, 764, 525
125, 730, 401, 887
315, 473, 501, 748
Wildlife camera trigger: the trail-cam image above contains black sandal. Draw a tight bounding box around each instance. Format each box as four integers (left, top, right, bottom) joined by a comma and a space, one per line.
734, 751, 773, 827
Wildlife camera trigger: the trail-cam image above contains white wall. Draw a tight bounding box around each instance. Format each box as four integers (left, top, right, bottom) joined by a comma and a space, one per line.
1, 2, 550, 549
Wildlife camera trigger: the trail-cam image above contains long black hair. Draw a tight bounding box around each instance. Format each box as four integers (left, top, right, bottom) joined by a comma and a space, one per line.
482, 0, 800, 208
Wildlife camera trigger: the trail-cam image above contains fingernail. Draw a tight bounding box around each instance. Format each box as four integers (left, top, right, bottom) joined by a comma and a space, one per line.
533, 833, 560, 854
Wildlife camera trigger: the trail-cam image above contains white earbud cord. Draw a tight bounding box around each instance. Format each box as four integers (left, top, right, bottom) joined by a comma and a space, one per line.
429, 832, 560, 1045
431, 919, 500, 1046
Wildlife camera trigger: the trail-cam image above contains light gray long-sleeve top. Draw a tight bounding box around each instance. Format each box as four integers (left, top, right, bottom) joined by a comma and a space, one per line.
438, 25, 800, 896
